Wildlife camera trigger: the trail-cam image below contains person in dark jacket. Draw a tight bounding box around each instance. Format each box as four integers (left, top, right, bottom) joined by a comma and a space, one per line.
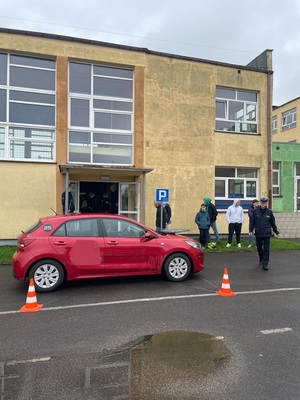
62, 184, 75, 214
195, 203, 210, 249
203, 197, 220, 244
249, 196, 280, 270
247, 198, 259, 247
154, 201, 167, 232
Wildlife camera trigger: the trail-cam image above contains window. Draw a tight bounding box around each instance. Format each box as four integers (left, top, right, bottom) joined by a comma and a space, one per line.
272, 162, 280, 196
69, 62, 134, 166
282, 108, 296, 131
102, 218, 145, 238
53, 218, 99, 237
215, 88, 258, 134
215, 167, 259, 209
272, 116, 277, 134
0, 53, 56, 162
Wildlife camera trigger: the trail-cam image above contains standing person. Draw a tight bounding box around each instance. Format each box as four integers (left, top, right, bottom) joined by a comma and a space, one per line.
61, 184, 75, 214
226, 199, 245, 248
87, 192, 100, 212
109, 184, 119, 214
249, 196, 280, 271
203, 197, 220, 245
195, 204, 210, 249
154, 201, 167, 233
164, 202, 172, 226
247, 199, 259, 247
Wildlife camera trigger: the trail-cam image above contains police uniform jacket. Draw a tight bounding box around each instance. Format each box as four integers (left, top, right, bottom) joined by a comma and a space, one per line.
250, 207, 279, 237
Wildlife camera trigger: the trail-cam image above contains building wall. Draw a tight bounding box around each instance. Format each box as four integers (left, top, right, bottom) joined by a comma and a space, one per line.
0, 30, 271, 239
143, 55, 271, 234
272, 142, 300, 212
272, 97, 300, 142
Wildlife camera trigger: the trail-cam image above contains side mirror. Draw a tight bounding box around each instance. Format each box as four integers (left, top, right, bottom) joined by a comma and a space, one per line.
145, 231, 155, 239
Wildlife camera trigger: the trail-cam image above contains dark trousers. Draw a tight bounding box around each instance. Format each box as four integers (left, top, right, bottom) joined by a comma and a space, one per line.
199, 229, 209, 246
256, 236, 271, 265
228, 223, 242, 244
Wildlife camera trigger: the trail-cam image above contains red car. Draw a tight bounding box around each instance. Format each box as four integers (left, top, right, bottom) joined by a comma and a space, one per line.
13, 214, 204, 292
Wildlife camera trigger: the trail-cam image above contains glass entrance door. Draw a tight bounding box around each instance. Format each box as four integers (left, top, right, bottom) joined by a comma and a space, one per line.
119, 182, 140, 221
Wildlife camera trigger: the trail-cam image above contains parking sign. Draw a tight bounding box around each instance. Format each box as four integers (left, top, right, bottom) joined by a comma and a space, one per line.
156, 188, 169, 202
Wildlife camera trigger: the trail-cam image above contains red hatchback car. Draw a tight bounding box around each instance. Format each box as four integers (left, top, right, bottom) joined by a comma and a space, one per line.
13, 213, 204, 292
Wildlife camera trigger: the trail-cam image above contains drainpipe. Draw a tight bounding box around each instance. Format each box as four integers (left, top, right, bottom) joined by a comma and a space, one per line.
267, 71, 273, 209
64, 168, 70, 214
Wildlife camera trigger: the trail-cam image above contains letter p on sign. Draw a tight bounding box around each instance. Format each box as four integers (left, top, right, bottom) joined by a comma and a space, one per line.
156, 188, 169, 202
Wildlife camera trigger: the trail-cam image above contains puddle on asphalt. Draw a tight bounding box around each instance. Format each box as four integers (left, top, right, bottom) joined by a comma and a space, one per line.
1, 330, 231, 400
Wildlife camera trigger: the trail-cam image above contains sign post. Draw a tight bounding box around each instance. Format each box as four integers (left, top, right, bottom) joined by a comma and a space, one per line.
155, 189, 169, 232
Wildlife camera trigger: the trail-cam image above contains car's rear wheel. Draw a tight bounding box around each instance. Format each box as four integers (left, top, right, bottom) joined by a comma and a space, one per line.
164, 253, 191, 282
29, 259, 65, 293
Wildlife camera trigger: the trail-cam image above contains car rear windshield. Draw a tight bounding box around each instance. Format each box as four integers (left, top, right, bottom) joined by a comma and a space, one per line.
23, 221, 43, 234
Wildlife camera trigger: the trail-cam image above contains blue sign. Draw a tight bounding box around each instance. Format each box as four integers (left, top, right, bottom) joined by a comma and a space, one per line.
156, 188, 169, 202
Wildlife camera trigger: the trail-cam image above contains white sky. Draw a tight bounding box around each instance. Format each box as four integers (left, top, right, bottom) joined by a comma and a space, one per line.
1, 0, 300, 105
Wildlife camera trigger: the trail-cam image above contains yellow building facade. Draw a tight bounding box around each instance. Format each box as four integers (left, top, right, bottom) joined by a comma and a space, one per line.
0, 28, 273, 241
272, 97, 300, 142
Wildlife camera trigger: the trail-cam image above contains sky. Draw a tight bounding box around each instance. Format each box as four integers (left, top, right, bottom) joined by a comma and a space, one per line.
1, 0, 300, 105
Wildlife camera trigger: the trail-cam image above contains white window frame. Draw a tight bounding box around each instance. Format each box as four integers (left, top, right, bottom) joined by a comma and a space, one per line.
272, 115, 277, 134
215, 87, 258, 134
0, 53, 56, 162
281, 108, 297, 131
68, 62, 134, 166
272, 162, 280, 196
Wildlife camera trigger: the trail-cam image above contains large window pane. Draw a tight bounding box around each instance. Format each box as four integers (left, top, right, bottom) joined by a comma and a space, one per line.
10, 55, 55, 69
229, 101, 244, 121
93, 144, 132, 164
0, 90, 6, 121
93, 133, 132, 144
0, 53, 7, 85
216, 88, 235, 99
229, 179, 244, 198
10, 90, 55, 104
94, 112, 131, 130
71, 99, 90, 127
10, 66, 55, 90
215, 180, 225, 196
93, 99, 133, 111
69, 63, 91, 94
94, 65, 133, 79
10, 103, 55, 125
93, 76, 133, 98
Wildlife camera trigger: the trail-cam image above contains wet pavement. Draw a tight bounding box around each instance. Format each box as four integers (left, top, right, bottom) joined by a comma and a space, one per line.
1, 331, 230, 400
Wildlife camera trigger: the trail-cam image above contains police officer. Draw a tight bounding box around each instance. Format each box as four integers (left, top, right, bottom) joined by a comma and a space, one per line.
249, 196, 280, 270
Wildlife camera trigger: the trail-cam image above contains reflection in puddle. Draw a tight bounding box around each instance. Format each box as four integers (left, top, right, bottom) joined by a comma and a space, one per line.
1, 331, 230, 399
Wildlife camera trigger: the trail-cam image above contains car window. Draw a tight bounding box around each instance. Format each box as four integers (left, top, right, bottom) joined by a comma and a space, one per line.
52, 218, 99, 237
102, 218, 145, 238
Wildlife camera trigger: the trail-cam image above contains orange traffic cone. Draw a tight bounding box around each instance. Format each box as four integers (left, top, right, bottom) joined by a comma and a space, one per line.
216, 267, 236, 297
19, 278, 43, 313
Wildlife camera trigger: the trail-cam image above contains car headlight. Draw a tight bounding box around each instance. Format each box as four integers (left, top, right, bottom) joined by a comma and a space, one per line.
185, 240, 201, 250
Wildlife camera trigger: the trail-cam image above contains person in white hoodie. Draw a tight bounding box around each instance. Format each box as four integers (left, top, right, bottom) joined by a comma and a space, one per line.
226, 199, 245, 248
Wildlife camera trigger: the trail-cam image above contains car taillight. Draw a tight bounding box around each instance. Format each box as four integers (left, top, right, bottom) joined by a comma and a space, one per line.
18, 237, 36, 248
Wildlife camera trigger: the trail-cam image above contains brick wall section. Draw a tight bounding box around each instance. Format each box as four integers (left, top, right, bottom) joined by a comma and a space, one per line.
274, 213, 300, 238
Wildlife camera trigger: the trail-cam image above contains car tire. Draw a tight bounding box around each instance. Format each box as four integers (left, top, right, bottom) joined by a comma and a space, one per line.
29, 259, 65, 293
164, 253, 191, 282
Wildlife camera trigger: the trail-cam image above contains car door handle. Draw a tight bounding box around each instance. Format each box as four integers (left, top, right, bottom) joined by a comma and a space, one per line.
54, 241, 67, 245
107, 241, 119, 245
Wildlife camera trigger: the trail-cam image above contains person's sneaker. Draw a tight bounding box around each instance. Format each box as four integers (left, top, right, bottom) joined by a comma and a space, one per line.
237, 243, 241, 248
262, 264, 268, 271
226, 243, 231, 248
247, 244, 252, 248
259, 261, 263, 266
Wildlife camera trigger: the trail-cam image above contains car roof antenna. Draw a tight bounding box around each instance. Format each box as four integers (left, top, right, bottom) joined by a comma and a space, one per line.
50, 208, 60, 216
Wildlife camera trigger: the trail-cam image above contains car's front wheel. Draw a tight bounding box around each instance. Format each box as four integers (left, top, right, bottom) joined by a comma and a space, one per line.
164, 253, 191, 282
29, 259, 65, 293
